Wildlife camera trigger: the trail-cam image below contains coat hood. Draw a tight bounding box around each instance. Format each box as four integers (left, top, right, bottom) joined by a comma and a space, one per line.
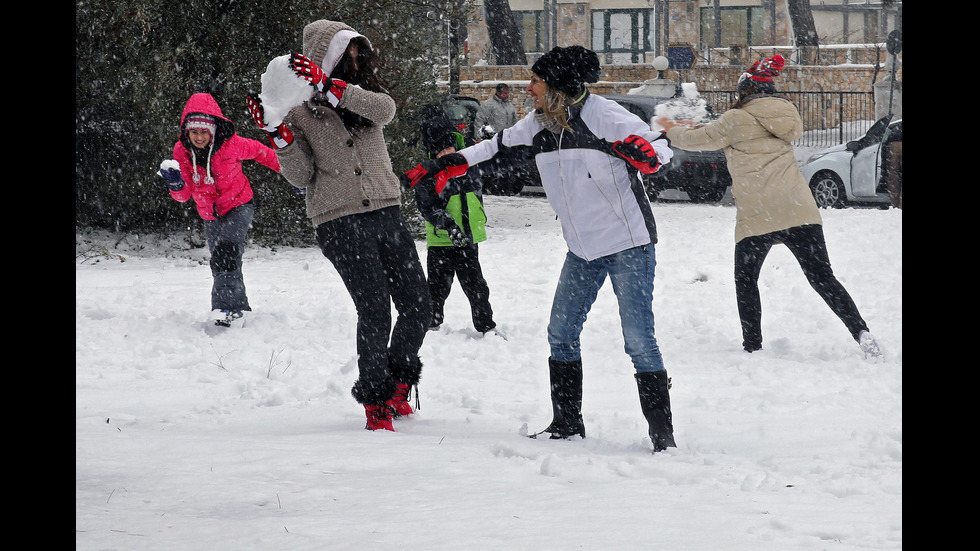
302, 20, 369, 77
178, 93, 236, 185
180, 93, 233, 131
741, 96, 802, 143
179, 93, 235, 145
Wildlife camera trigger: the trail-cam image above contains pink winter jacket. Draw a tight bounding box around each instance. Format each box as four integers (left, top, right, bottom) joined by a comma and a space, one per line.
170, 93, 280, 220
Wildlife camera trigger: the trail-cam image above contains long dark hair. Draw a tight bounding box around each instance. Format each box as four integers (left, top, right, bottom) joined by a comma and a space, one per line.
732, 79, 777, 109
331, 36, 388, 94
328, 36, 388, 130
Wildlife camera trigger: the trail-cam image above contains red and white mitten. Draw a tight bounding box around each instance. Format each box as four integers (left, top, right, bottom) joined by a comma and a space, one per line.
246, 92, 294, 149
289, 53, 347, 107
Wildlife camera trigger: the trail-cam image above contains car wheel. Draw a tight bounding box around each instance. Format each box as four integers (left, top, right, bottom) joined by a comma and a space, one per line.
687, 186, 726, 203
500, 179, 525, 196
482, 175, 525, 196
809, 171, 847, 209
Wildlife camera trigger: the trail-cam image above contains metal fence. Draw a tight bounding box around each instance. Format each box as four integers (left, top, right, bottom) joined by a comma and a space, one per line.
699, 91, 877, 148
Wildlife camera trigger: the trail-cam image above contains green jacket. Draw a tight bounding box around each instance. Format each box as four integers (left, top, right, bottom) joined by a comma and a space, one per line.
424, 190, 488, 247
417, 132, 488, 247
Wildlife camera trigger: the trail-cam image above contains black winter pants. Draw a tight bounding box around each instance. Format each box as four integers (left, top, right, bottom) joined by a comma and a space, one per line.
316, 207, 431, 404
734, 224, 869, 350
426, 243, 495, 332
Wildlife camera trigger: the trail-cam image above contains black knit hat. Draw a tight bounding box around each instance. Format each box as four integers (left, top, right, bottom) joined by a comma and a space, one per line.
531, 46, 601, 96
420, 116, 458, 156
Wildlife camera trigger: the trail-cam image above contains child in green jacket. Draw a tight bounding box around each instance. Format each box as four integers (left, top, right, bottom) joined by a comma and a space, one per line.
414, 114, 498, 336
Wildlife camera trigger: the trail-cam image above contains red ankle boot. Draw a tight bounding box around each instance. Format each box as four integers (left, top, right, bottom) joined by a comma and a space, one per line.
364, 404, 394, 431
388, 383, 414, 417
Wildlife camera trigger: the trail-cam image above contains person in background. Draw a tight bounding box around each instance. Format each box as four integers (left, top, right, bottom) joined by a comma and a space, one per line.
246, 20, 430, 431
407, 45, 678, 454
656, 55, 882, 358
414, 113, 499, 336
158, 92, 280, 328
882, 120, 902, 209
473, 83, 517, 140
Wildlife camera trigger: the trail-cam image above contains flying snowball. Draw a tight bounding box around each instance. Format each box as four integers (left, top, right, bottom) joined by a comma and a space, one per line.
651, 83, 711, 131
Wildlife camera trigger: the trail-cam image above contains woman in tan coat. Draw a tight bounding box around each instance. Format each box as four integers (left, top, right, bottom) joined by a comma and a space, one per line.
657, 56, 881, 357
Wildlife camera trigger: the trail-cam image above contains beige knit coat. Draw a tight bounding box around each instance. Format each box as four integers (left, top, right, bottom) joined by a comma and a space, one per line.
665, 96, 822, 242
277, 20, 402, 227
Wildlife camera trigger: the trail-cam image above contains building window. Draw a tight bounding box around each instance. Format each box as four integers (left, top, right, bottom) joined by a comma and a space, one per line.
591, 9, 655, 64
513, 10, 544, 54
699, 6, 766, 49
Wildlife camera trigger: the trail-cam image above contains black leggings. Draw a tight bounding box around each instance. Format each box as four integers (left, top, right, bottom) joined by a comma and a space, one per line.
734, 224, 868, 350
316, 207, 430, 403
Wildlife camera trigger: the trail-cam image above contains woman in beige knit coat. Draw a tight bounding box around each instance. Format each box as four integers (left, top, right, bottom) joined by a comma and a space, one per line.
657, 56, 881, 358
247, 20, 430, 431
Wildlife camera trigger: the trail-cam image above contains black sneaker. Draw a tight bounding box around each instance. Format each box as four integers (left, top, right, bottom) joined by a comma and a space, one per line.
212, 309, 245, 328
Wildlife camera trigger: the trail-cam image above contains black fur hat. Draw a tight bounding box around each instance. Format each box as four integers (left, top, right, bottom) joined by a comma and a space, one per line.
531, 46, 601, 96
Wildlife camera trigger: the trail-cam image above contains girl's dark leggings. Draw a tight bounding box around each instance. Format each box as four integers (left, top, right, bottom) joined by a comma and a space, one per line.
734, 224, 869, 350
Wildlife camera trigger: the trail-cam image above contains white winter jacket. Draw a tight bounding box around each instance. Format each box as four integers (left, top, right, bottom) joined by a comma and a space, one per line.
459, 93, 672, 261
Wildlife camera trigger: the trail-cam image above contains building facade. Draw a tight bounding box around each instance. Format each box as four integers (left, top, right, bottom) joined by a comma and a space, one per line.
464, 0, 903, 67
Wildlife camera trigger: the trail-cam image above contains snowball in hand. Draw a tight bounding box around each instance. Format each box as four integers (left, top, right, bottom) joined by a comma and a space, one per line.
259, 55, 314, 128
651, 83, 710, 131
160, 159, 179, 171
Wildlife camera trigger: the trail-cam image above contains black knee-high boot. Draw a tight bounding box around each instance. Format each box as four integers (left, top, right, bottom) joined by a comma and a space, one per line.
532, 357, 585, 439
635, 371, 677, 453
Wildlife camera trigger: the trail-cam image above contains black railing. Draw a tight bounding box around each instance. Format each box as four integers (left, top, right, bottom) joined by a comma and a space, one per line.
699, 91, 877, 148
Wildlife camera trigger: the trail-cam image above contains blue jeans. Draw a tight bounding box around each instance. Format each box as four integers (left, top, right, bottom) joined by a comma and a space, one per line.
548, 244, 666, 373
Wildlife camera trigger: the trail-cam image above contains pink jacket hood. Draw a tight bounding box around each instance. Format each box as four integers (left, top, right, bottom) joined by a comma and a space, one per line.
179, 93, 235, 147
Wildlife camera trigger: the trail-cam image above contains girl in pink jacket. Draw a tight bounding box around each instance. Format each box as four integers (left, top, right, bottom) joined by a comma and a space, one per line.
159, 93, 281, 327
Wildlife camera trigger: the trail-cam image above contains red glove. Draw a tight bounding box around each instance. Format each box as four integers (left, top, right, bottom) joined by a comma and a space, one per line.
289, 53, 327, 88
405, 153, 469, 194
612, 134, 661, 174
289, 53, 347, 107
246, 92, 293, 149
319, 79, 347, 108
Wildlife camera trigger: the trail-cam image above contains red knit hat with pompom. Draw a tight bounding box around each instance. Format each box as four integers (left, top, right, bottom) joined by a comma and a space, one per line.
747, 55, 785, 83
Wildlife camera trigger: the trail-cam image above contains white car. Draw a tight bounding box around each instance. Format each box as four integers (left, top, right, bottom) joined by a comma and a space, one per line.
800, 116, 901, 208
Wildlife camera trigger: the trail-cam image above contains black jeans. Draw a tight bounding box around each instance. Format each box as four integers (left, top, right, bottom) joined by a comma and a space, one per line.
734, 224, 868, 350
426, 243, 495, 332
316, 207, 430, 402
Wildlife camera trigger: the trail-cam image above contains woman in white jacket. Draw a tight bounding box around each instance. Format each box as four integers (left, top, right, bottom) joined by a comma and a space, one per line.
407, 46, 677, 453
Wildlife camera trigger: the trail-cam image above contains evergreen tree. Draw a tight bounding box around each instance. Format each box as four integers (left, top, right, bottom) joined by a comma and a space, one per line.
77, 0, 448, 244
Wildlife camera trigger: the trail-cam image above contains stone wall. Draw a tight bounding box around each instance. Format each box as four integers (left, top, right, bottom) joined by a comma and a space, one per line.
454, 64, 890, 120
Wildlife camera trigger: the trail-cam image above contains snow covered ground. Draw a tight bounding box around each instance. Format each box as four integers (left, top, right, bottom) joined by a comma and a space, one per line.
76, 186, 901, 550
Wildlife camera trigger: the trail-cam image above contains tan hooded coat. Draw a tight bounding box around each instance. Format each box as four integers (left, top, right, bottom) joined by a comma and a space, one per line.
276, 20, 402, 226
665, 96, 822, 242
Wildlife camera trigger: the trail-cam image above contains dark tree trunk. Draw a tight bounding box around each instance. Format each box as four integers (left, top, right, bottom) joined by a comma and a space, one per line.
483, 0, 527, 65
787, 0, 820, 64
